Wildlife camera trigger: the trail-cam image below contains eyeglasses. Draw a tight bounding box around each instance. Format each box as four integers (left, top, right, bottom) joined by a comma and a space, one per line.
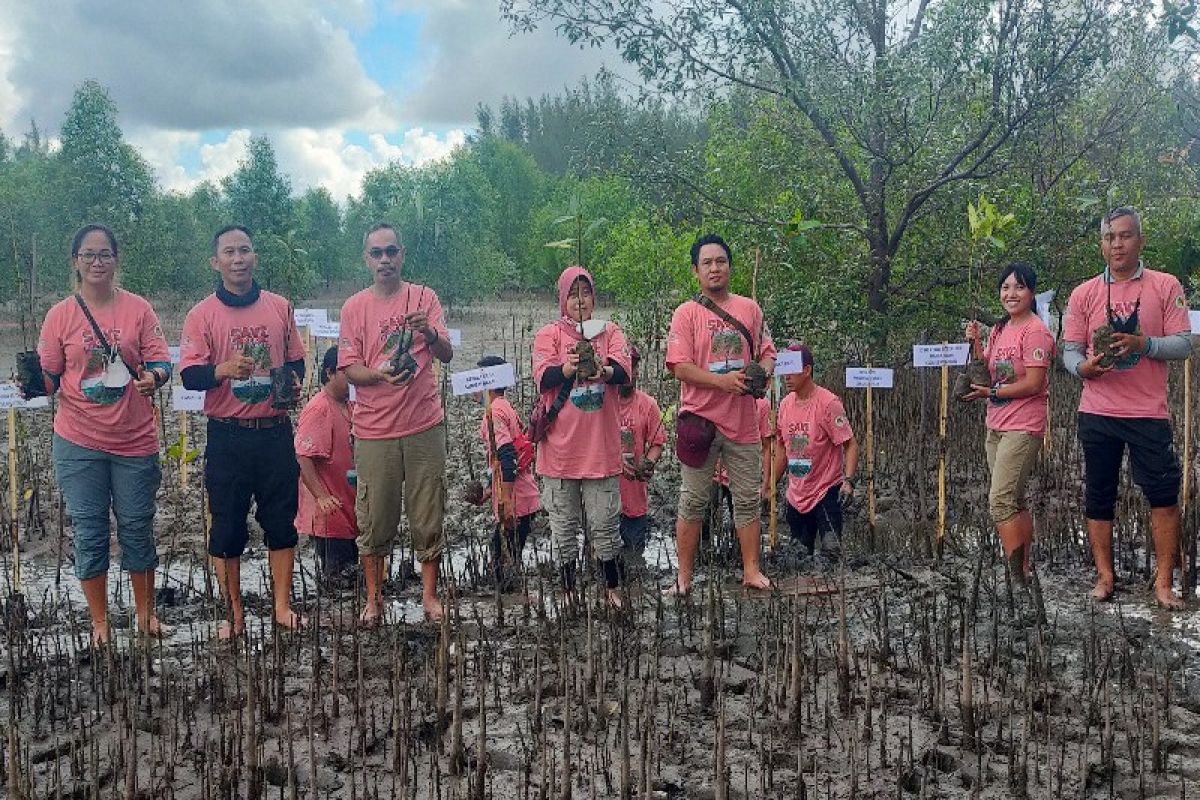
367, 246, 401, 260
77, 251, 116, 264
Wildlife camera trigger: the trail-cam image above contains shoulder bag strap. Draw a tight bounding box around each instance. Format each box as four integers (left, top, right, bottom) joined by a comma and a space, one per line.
694, 294, 758, 360
74, 293, 139, 377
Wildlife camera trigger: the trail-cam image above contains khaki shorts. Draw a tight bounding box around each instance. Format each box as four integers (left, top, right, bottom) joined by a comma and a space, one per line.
678, 432, 761, 529
984, 429, 1041, 524
354, 424, 446, 560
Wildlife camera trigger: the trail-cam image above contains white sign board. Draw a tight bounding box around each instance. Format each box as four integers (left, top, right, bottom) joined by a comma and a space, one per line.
1036, 290, 1055, 331
447, 329, 462, 347
311, 321, 341, 339
168, 346, 181, 365
450, 363, 516, 396
913, 343, 970, 368
347, 384, 357, 402
774, 350, 806, 376
0, 383, 47, 410
845, 367, 894, 389
1190, 309, 1200, 334
294, 308, 329, 329
171, 386, 205, 412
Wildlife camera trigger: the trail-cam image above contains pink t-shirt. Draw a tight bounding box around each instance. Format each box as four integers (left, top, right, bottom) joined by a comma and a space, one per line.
478, 395, 541, 520
982, 317, 1055, 435
179, 291, 306, 419
715, 397, 772, 487
617, 389, 667, 518
1064, 267, 1190, 419
294, 390, 357, 539
337, 284, 448, 440
666, 294, 777, 444
532, 320, 632, 479
38, 290, 170, 457
776, 387, 853, 514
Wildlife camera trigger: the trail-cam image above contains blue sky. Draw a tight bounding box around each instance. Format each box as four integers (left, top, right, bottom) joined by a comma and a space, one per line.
0, 0, 619, 199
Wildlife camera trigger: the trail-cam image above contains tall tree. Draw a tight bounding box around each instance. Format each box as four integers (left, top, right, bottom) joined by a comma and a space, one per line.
222, 136, 301, 293
504, 0, 1164, 321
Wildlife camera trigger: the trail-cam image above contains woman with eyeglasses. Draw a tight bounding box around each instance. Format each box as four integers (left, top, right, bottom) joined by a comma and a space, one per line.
33, 224, 172, 646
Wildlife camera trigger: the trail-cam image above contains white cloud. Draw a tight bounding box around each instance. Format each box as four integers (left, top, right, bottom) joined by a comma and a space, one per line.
397, 0, 628, 125
1, 0, 394, 132
137, 127, 466, 199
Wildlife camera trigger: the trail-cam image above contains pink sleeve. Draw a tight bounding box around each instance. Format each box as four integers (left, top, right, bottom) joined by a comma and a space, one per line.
603, 323, 632, 378
427, 292, 450, 341
295, 402, 333, 460
1162, 276, 1191, 336
37, 306, 65, 375
757, 306, 777, 361
337, 299, 365, 368
646, 397, 667, 447
531, 325, 560, 388
1023, 328, 1055, 368
138, 304, 170, 364
285, 307, 306, 362
824, 397, 854, 446
665, 305, 694, 368
179, 306, 212, 370
1062, 284, 1089, 345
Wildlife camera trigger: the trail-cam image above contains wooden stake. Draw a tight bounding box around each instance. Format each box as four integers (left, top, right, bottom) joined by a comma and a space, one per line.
179, 413, 190, 488
937, 362, 948, 559
865, 379, 876, 544
7, 408, 19, 592
1182, 357, 1191, 514
767, 378, 778, 553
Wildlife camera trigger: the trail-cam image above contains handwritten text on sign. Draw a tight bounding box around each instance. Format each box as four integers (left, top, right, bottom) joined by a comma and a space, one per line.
913, 343, 970, 368
774, 350, 806, 375
172, 387, 205, 412
0, 384, 48, 409
845, 367, 895, 389
294, 308, 329, 329
450, 363, 516, 396
310, 321, 341, 339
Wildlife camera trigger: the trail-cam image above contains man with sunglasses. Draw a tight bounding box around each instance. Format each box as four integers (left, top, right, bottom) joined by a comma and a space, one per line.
1063, 207, 1192, 609
338, 223, 454, 623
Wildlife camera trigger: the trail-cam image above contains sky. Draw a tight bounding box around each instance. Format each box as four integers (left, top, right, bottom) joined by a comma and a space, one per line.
0, 0, 621, 200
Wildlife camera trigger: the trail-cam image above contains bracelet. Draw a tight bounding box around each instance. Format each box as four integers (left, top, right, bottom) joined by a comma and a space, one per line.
989, 385, 999, 400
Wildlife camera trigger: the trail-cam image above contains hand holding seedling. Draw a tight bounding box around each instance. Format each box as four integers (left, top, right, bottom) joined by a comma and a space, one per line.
379, 362, 414, 386
216, 354, 256, 382
1078, 352, 1115, 379
133, 367, 158, 397
404, 309, 434, 339
561, 350, 581, 379
962, 384, 991, 401
715, 369, 748, 395
1109, 332, 1148, 359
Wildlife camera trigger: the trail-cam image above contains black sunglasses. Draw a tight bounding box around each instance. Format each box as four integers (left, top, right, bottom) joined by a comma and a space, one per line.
367, 245, 401, 259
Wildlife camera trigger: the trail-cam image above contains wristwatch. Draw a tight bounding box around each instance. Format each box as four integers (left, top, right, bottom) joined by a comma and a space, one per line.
988, 385, 999, 401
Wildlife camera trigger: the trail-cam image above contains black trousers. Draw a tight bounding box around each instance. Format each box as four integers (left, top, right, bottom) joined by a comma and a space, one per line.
1077, 412, 1180, 521
205, 420, 300, 558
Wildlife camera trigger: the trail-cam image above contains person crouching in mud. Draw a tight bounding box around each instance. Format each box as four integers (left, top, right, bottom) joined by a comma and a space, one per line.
531, 266, 632, 607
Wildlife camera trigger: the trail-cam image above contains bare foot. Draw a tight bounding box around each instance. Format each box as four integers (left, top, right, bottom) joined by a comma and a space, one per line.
216, 620, 245, 641
662, 580, 690, 598
1089, 577, 1115, 602
91, 621, 111, 648
139, 616, 170, 638
605, 588, 624, 609
358, 605, 382, 628
742, 571, 772, 591
1009, 548, 1028, 587
275, 609, 308, 630
423, 596, 444, 622
1154, 585, 1186, 610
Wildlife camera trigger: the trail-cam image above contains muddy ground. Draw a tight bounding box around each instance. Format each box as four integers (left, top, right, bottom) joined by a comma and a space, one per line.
0, 292, 1198, 799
